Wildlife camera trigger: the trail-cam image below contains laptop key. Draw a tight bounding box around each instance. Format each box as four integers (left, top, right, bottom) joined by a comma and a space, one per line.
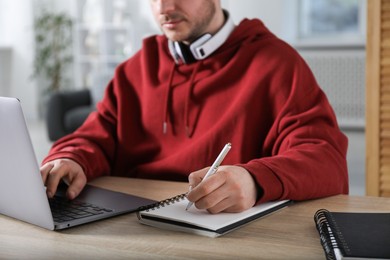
49, 196, 114, 223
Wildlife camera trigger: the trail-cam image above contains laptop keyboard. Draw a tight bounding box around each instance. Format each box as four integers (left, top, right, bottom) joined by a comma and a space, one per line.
49, 195, 114, 223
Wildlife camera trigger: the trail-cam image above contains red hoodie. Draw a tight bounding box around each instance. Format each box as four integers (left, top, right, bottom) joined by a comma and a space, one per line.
43, 19, 348, 203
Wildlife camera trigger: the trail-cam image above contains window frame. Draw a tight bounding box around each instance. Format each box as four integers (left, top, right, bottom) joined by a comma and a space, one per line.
294, 0, 366, 47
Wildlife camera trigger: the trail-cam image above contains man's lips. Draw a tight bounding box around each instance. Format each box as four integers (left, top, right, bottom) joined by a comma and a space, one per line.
162, 19, 183, 29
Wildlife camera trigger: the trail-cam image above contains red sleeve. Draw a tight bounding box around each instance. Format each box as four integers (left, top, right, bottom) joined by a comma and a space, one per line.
239, 56, 348, 203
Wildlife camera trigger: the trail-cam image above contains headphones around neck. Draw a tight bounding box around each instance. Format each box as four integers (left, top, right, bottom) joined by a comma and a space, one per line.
168, 10, 235, 64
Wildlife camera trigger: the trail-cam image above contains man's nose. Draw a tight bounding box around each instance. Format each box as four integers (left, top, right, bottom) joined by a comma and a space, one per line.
156, 0, 175, 14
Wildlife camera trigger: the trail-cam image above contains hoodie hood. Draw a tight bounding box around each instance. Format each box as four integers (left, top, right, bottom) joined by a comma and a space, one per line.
141, 18, 276, 138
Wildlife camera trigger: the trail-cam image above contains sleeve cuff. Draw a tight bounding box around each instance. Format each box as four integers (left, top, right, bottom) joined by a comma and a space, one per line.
237, 160, 284, 204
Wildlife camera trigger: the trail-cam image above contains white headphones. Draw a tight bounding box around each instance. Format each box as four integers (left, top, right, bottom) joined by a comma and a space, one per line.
168, 10, 235, 64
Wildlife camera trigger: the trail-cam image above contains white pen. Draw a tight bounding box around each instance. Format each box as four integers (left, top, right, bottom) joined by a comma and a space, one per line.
185, 143, 232, 211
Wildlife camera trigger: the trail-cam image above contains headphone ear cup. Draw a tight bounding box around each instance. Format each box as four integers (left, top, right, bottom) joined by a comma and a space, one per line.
168, 40, 196, 64
168, 40, 181, 64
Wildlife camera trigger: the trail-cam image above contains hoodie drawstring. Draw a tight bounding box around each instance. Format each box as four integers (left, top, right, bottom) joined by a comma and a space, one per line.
163, 62, 202, 137
163, 63, 176, 134
185, 62, 201, 137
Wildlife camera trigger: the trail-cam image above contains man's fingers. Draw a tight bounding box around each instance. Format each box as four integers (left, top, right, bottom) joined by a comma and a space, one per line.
66, 173, 87, 200
187, 173, 226, 204
40, 159, 86, 200
45, 163, 68, 198
193, 183, 229, 212
188, 167, 209, 188
40, 163, 54, 184
205, 197, 231, 214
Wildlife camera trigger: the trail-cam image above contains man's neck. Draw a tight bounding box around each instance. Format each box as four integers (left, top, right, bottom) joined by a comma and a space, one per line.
183, 9, 226, 45
207, 9, 226, 37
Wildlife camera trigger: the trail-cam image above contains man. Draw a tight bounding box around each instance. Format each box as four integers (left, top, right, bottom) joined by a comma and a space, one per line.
41, 0, 348, 214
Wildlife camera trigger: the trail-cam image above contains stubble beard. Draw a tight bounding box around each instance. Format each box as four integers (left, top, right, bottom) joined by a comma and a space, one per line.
161, 1, 216, 44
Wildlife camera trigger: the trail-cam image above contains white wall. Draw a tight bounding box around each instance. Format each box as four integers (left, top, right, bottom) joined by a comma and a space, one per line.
127, 1, 161, 52
1, 0, 38, 120
0, 1, 4, 45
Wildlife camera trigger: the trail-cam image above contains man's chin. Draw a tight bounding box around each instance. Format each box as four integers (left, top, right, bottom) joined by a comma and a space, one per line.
163, 31, 188, 42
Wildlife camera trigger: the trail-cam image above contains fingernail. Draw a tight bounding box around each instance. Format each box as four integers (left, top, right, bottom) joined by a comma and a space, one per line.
67, 190, 75, 199
47, 191, 53, 198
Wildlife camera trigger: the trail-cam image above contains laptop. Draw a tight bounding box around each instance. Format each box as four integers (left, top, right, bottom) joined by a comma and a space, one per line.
0, 96, 156, 230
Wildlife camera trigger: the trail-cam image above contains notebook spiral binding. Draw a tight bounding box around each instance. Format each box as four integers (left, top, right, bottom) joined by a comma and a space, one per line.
137, 193, 187, 212
314, 209, 341, 260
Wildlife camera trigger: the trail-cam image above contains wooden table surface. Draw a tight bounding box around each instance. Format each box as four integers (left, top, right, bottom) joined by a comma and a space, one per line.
1, 176, 390, 259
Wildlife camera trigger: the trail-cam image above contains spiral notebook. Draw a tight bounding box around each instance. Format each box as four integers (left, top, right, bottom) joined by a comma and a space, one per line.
314, 209, 390, 260
137, 193, 291, 237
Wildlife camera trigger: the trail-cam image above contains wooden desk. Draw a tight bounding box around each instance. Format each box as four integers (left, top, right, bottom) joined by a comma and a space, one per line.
1, 177, 390, 259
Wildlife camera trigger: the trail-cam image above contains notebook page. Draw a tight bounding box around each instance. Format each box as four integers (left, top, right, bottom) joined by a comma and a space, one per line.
141, 197, 289, 230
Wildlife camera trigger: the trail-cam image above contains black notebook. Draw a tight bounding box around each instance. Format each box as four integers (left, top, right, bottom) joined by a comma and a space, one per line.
314, 209, 390, 260
137, 193, 291, 237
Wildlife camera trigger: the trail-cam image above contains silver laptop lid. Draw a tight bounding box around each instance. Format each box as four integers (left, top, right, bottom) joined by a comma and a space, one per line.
0, 97, 54, 230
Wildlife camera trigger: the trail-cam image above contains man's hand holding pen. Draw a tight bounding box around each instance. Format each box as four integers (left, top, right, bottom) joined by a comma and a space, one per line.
186, 165, 258, 214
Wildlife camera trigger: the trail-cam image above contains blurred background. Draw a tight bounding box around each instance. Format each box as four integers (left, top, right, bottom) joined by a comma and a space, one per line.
0, 0, 366, 195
